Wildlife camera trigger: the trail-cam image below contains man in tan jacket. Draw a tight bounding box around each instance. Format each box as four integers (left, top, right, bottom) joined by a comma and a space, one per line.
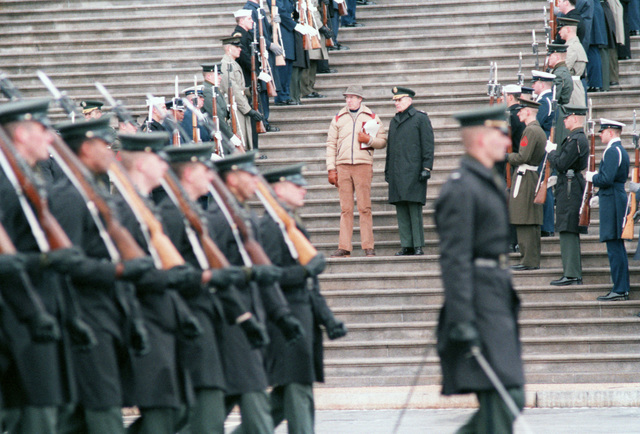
326, 85, 387, 257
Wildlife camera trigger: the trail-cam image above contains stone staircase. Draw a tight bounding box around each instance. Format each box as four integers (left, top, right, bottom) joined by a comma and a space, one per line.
2, 0, 640, 407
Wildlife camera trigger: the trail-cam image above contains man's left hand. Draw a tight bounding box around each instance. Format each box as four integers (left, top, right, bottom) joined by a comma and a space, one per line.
419, 169, 431, 181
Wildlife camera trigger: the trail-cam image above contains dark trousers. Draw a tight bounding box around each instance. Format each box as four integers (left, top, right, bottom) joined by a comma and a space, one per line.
587, 45, 603, 88
179, 388, 225, 434
300, 61, 318, 96
270, 384, 314, 434
559, 231, 582, 279
395, 201, 424, 248
606, 239, 630, 294
127, 407, 187, 434
2, 406, 58, 434
227, 391, 274, 434
291, 67, 302, 103
457, 387, 525, 434
341, 0, 356, 25
275, 59, 293, 103
515, 225, 541, 267
330, 4, 340, 43
59, 404, 123, 434
259, 90, 270, 123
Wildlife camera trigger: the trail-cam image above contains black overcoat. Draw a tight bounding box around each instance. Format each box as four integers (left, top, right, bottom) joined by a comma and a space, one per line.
435, 156, 524, 395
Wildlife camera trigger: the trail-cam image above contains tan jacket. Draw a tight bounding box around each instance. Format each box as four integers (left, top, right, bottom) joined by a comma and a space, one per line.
326, 104, 387, 170
220, 54, 251, 115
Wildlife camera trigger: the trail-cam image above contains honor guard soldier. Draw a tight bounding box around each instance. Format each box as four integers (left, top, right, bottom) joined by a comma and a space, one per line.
546, 44, 574, 145
209, 151, 303, 433
586, 119, 631, 300
240, 164, 346, 433
531, 70, 557, 137
114, 132, 205, 434
385, 86, 434, 256
0, 99, 83, 433
181, 85, 211, 143
436, 105, 525, 434
508, 99, 547, 270
80, 99, 104, 120
546, 105, 590, 285
52, 116, 156, 433
157, 144, 269, 433
557, 17, 588, 100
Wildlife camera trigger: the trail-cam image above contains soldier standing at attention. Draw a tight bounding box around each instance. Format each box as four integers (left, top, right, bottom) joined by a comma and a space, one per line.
508, 99, 547, 270
546, 105, 590, 286
435, 104, 525, 434
385, 86, 434, 256
586, 119, 631, 301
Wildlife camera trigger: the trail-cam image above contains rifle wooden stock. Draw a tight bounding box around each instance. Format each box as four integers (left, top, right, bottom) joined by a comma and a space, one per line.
506, 142, 513, 188
162, 171, 230, 269
208, 171, 271, 265
0, 220, 17, 254
250, 38, 267, 134
322, 3, 335, 48
191, 101, 199, 143
108, 162, 185, 269
49, 136, 146, 260
550, 0, 557, 39
257, 12, 278, 97
255, 179, 317, 265
271, 0, 287, 66
171, 109, 181, 145
306, 0, 322, 49
579, 126, 596, 228
299, 0, 313, 50
622, 146, 639, 240
0, 128, 71, 250
534, 158, 550, 204
228, 88, 239, 136
210, 84, 222, 154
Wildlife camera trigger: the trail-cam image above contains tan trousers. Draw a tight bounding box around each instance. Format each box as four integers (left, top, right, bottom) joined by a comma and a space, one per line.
337, 164, 374, 251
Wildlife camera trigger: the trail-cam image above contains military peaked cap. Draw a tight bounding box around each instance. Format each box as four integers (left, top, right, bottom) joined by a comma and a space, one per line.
262, 163, 307, 186
221, 36, 242, 46
502, 84, 521, 94
201, 63, 223, 73
165, 98, 185, 111
214, 150, 259, 175
0, 98, 51, 126
547, 44, 568, 54
557, 17, 579, 28
599, 118, 625, 132
118, 132, 171, 153
516, 98, 541, 110
562, 105, 588, 117
164, 144, 214, 166
452, 104, 509, 133
55, 114, 116, 151
392, 86, 416, 100
80, 100, 104, 114
531, 70, 556, 82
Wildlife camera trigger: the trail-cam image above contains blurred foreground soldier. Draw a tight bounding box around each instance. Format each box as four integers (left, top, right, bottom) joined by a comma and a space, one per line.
325, 85, 387, 258
0, 99, 79, 433
435, 105, 525, 434
80, 100, 104, 120
546, 105, 589, 285
586, 119, 631, 300
385, 87, 434, 256
508, 99, 546, 270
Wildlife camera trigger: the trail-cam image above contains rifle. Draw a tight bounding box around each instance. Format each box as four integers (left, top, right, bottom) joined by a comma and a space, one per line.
322, 1, 336, 48
532, 30, 539, 70
255, 176, 319, 265
37, 70, 82, 122
298, 0, 313, 50
108, 161, 185, 269
257, 1, 278, 97
534, 85, 557, 204
305, 0, 322, 49
516, 52, 524, 87
191, 75, 200, 143
210, 66, 222, 155
622, 110, 639, 240
95, 82, 137, 129
487, 62, 497, 105
172, 76, 181, 146
250, 31, 268, 134
271, 0, 287, 66
549, 0, 557, 41
161, 170, 230, 270
506, 108, 513, 188
147, 93, 191, 146
579, 99, 596, 229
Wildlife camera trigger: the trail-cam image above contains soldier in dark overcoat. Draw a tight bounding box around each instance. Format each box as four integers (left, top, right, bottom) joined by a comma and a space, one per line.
586, 118, 631, 300
435, 105, 525, 433
385, 87, 434, 256
547, 105, 590, 285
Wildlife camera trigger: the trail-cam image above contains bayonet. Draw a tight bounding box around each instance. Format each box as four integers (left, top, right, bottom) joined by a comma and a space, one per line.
37, 70, 81, 122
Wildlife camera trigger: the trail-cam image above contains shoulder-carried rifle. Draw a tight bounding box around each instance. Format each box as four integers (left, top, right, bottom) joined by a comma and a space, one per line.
534, 85, 557, 204
305, 0, 322, 49
622, 110, 639, 239
257, 1, 278, 97
271, 0, 287, 66
298, 0, 313, 50
210, 67, 222, 155
532, 30, 539, 70
250, 29, 268, 134
322, 1, 335, 48
579, 99, 596, 229
517, 52, 524, 87
172, 76, 181, 146
487, 62, 497, 106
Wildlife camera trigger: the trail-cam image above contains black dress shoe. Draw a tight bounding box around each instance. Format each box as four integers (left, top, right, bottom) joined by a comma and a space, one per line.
511, 264, 540, 271
414, 247, 424, 255
286, 99, 300, 105
631, 30, 640, 36
265, 124, 280, 132
395, 247, 414, 256
302, 92, 325, 99
509, 244, 520, 253
587, 87, 602, 92
597, 291, 629, 301
336, 44, 350, 51
274, 101, 287, 106
344, 22, 365, 27
318, 68, 338, 74
610, 81, 619, 86
550, 276, 583, 286
541, 231, 554, 237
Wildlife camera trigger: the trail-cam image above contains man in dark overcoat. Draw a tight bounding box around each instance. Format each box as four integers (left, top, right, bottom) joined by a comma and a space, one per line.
586, 118, 631, 300
385, 86, 434, 256
435, 104, 525, 433
546, 105, 590, 285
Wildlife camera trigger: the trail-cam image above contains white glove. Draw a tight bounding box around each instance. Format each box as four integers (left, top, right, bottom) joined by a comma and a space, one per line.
294, 24, 306, 34
590, 196, 599, 208
585, 171, 597, 182
272, 14, 281, 24
270, 42, 284, 56
545, 140, 557, 153
230, 135, 243, 148
628, 181, 640, 194
214, 131, 222, 144
547, 175, 557, 188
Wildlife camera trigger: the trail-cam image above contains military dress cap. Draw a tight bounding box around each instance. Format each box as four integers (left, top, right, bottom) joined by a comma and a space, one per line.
516, 98, 541, 110
221, 36, 242, 47
557, 17, 579, 28
0, 98, 51, 126
234, 9, 252, 18
118, 132, 171, 153
201, 63, 223, 73
146, 96, 165, 107
214, 150, 259, 175
165, 98, 185, 111
547, 43, 568, 54
598, 118, 626, 132
531, 70, 556, 82
163, 143, 214, 165
520, 86, 534, 95
562, 104, 588, 117
343, 85, 365, 99
80, 100, 104, 114
502, 84, 522, 94
55, 114, 116, 151
392, 86, 416, 100
183, 85, 204, 97
262, 163, 308, 187
452, 104, 509, 133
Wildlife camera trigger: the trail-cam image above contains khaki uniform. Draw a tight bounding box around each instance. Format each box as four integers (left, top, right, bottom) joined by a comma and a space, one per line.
220, 54, 253, 150
566, 36, 588, 106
